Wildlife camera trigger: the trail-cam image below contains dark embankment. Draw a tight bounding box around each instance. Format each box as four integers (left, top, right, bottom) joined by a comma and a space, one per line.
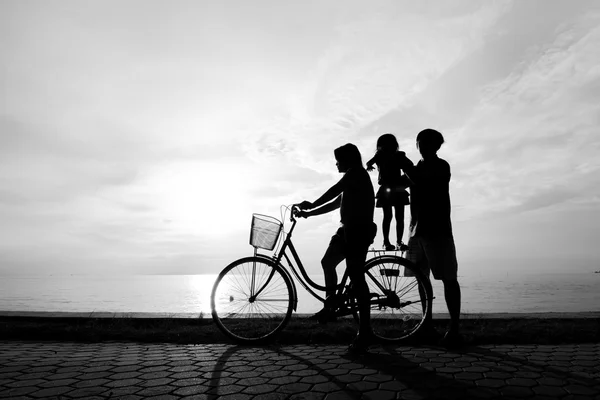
1, 315, 599, 345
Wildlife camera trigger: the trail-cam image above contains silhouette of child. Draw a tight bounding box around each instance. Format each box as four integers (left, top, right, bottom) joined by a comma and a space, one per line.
400, 128, 462, 347
366, 133, 410, 251
297, 143, 377, 352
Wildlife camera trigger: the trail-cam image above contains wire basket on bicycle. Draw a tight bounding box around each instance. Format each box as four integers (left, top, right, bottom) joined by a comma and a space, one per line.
249, 214, 283, 251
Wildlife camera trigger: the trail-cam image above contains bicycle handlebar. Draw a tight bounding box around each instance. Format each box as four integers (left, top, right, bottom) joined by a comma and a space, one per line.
290, 204, 302, 222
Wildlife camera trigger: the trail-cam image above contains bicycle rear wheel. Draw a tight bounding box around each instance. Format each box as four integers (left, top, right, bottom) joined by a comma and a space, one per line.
211, 257, 294, 344
364, 255, 433, 342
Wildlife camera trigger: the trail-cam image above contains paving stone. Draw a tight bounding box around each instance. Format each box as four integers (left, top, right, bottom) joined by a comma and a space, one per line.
173, 385, 210, 396
500, 386, 535, 398
476, 378, 506, 388
300, 374, 331, 384
5, 378, 47, 388
378, 380, 409, 392
363, 373, 391, 383
109, 371, 142, 380
112, 365, 143, 373
67, 386, 108, 398
135, 385, 175, 397
169, 365, 197, 373
102, 386, 143, 397
104, 377, 142, 387
483, 370, 513, 379
363, 389, 395, 400
29, 386, 73, 397
170, 371, 204, 380
141, 377, 174, 387
0, 386, 38, 397
38, 377, 78, 387
533, 385, 568, 397
208, 384, 246, 395
143, 395, 178, 400
239, 376, 269, 386
1, 342, 600, 400
170, 377, 208, 387
565, 384, 598, 396
346, 380, 378, 392
242, 383, 278, 395
465, 387, 499, 399
454, 371, 484, 381
289, 393, 323, 400
538, 376, 568, 386
312, 382, 346, 393
277, 382, 312, 394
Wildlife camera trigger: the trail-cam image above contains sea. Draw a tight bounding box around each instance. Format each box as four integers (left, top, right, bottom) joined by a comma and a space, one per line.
1, 271, 599, 317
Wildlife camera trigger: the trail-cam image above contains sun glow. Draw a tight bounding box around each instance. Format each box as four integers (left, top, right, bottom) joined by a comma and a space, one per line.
152, 161, 254, 237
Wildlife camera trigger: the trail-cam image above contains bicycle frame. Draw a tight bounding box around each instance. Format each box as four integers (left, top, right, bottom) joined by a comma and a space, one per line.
251, 207, 416, 313
253, 212, 352, 306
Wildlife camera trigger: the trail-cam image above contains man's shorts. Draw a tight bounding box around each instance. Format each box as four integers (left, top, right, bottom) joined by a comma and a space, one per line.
405, 235, 458, 281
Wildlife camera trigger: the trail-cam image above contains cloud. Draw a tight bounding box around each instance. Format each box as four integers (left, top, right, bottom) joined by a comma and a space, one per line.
3, 1, 599, 275
239, 2, 512, 184
448, 10, 600, 220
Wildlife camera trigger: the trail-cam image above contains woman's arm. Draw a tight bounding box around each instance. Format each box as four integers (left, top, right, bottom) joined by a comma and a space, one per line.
311, 178, 344, 209
301, 195, 341, 218
297, 175, 346, 217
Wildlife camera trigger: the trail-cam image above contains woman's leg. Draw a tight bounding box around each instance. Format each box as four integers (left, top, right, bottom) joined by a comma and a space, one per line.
394, 205, 405, 245
347, 250, 371, 337
321, 234, 345, 299
382, 206, 393, 246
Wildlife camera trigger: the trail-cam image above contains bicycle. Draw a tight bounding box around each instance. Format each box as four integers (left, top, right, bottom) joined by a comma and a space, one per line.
211, 205, 433, 344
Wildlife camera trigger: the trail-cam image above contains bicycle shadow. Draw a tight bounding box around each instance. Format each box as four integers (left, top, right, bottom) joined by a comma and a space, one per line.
198, 343, 599, 399
202, 344, 474, 399
204, 344, 361, 399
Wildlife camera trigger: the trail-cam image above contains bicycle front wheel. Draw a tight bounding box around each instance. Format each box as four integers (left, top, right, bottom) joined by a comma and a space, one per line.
364, 256, 433, 342
211, 257, 294, 344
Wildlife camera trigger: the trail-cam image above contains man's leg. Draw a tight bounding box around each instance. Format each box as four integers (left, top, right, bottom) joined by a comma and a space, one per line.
439, 238, 462, 346
406, 237, 433, 321
443, 279, 461, 333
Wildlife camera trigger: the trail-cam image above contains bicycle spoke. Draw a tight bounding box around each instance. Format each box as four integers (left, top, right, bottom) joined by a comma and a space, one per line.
212, 257, 293, 343
363, 256, 432, 342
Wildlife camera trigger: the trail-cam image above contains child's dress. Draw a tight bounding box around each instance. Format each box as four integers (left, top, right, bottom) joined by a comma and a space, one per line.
373, 151, 410, 208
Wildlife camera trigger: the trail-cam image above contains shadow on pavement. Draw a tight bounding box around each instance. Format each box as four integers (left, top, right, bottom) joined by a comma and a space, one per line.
202, 343, 599, 399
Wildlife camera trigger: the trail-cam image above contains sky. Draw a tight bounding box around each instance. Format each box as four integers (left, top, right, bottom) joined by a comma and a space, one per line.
1, 0, 599, 276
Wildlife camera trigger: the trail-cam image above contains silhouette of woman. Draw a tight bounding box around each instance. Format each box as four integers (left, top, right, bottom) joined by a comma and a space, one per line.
297, 143, 377, 352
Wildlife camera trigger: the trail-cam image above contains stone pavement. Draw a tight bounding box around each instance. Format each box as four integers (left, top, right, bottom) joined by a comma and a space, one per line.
0, 342, 599, 400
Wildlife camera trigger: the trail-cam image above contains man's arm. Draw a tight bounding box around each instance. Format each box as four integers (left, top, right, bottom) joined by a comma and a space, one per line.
366, 154, 377, 172
403, 158, 450, 187
399, 154, 417, 185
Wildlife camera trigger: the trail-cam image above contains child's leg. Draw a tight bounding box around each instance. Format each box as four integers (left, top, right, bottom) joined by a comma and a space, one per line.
382, 206, 393, 245
393, 205, 405, 244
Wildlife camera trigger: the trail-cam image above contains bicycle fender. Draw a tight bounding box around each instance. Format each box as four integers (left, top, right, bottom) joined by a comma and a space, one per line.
365, 255, 411, 269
